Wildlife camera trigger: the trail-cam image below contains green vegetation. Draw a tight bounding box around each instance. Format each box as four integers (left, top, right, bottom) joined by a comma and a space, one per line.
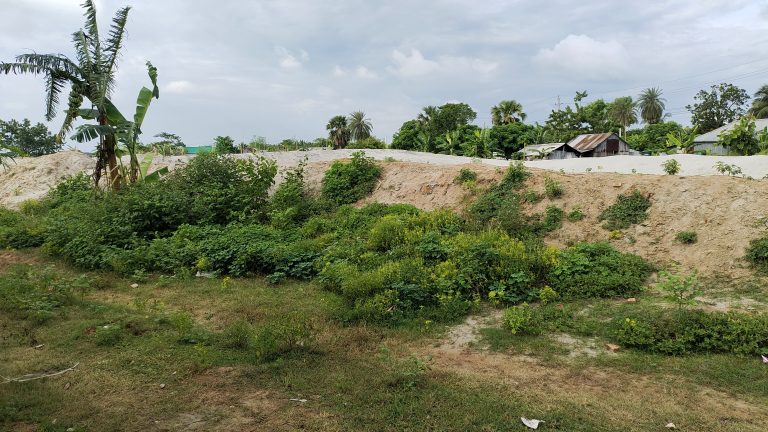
453, 168, 477, 185
746, 236, 768, 271
567, 208, 585, 222
543, 176, 564, 198
321, 151, 382, 204
676, 230, 698, 244
714, 161, 743, 176
662, 159, 681, 175
598, 190, 651, 230
686, 83, 750, 133
0, 119, 59, 156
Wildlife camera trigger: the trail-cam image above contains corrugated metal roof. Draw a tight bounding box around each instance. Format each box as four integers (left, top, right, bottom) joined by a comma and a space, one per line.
566, 133, 617, 152
520, 143, 564, 156
693, 118, 768, 143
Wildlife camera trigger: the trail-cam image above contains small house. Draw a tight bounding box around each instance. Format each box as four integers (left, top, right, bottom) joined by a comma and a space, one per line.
520, 143, 567, 160
564, 133, 631, 157
692, 118, 768, 155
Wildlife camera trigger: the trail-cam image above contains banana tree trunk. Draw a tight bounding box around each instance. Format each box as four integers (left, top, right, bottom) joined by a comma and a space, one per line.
96, 113, 122, 189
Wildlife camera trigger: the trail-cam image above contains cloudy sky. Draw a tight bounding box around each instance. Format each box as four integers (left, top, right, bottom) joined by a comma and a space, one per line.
1, 0, 768, 150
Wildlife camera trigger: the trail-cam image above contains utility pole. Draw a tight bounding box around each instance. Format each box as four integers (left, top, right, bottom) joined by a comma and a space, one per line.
555, 95, 562, 112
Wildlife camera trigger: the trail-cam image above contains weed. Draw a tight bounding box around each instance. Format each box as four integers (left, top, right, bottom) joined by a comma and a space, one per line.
675, 231, 698, 244
657, 270, 701, 308
542, 205, 564, 232
714, 161, 743, 176
544, 176, 564, 198
321, 151, 382, 205
745, 236, 768, 271
95, 324, 124, 346
523, 189, 542, 204
221, 319, 252, 349
503, 303, 541, 335
454, 168, 477, 185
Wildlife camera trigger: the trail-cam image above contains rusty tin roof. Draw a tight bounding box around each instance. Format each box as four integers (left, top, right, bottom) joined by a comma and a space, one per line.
566, 133, 617, 152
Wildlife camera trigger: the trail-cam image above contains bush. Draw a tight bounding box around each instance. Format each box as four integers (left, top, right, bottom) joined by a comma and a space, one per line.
468, 162, 529, 224
542, 205, 564, 232
675, 231, 698, 244
567, 208, 585, 222
662, 159, 680, 175
0, 208, 45, 249
544, 176, 564, 198
347, 136, 386, 149
523, 189, 542, 204
599, 190, 651, 230
95, 324, 124, 346
503, 303, 541, 335
221, 320, 252, 349
746, 236, 768, 271
714, 161, 743, 176
321, 151, 382, 205
613, 310, 768, 355
549, 242, 651, 299
454, 168, 477, 185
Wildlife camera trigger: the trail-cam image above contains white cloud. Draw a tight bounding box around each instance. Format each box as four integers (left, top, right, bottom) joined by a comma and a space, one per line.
332, 65, 347, 77
534, 34, 630, 80
164, 80, 194, 94
388, 49, 441, 77
275, 46, 309, 70
387, 48, 497, 78
355, 66, 379, 79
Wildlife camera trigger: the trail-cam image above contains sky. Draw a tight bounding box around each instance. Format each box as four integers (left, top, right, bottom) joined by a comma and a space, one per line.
1, 0, 768, 150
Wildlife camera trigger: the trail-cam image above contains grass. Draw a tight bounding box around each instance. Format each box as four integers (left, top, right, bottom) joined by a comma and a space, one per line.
2, 249, 768, 431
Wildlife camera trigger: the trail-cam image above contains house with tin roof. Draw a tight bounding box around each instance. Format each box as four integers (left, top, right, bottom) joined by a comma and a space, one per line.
562, 133, 632, 157
692, 118, 768, 155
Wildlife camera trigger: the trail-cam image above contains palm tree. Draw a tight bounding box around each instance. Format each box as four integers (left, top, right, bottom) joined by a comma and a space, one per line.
749, 85, 768, 119
0, 0, 131, 188
348, 111, 372, 141
326, 115, 350, 149
417, 106, 439, 151
637, 88, 666, 124
608, 96, 638, 138
491, 100, 526, 125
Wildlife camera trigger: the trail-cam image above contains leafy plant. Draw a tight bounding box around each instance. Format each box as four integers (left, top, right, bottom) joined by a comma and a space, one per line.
714, 161, 743, 176
567, 208, 585, 222
503, 303, 541, 335
599, 190, 651, 230
657, 270, 701, 308
661, 159, 680, 175
746, 236, 768, 271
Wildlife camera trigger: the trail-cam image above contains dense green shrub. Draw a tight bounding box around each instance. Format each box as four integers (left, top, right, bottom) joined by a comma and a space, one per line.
0, 208, 45, 249
614, 310, 768, 355
549, 242, 651, 299
503, 303, 541, 335
468, 162, 529, 225
675, 231, 698, 244
542, 205, 564, 232
321, 151, 382, 205
746, 236, 768, 271
599, 190, 651, 230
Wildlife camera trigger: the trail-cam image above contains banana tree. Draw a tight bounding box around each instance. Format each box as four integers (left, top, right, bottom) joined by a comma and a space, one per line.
71, 62, 159, 183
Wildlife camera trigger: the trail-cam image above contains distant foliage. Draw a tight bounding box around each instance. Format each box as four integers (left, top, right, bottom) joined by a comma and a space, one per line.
321, 151, 382, 205
347, 136, 386, 149
0, 118, 60, 156
213, 135, 237, 154
599, 190, 651, 230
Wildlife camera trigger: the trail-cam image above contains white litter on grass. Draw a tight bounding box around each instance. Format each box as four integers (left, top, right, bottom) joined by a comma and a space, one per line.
521, 417, 543, 429
761, 355, 768, 364
665, 422, 677, 429
289, 398, 308, 403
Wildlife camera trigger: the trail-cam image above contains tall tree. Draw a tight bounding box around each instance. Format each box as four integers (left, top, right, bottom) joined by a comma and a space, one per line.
0, 119, 60, 156
608, 96, 638, 137
749, 85, 768, 119
0, 0, 135, 188
491, 100, 526, 125
686, 83, 750, 133
348, 111, 372, 141
637, 87, 666, 124
326, 115, 350, 149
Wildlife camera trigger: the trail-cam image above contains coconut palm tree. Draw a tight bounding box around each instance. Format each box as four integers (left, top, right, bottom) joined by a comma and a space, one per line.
348, 111, 372, 141
491, 100, 526, 125
326, 115, 350, 149
749, 85, 768, 119
608, 96, 638, 138
0, 0, 131, 188
637, 88, 666, 124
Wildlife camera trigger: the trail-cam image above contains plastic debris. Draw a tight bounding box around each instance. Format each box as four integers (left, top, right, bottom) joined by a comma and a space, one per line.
521, 417, 543, 429
665, 422, 676, 429
289, 398, 308, 403
761, 355, 768, 364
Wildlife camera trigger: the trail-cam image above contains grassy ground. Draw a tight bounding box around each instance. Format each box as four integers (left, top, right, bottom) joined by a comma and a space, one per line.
1, 249, 767, 431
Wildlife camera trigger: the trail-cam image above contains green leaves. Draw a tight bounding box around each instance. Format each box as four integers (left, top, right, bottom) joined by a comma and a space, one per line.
70, 124, 115, 143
